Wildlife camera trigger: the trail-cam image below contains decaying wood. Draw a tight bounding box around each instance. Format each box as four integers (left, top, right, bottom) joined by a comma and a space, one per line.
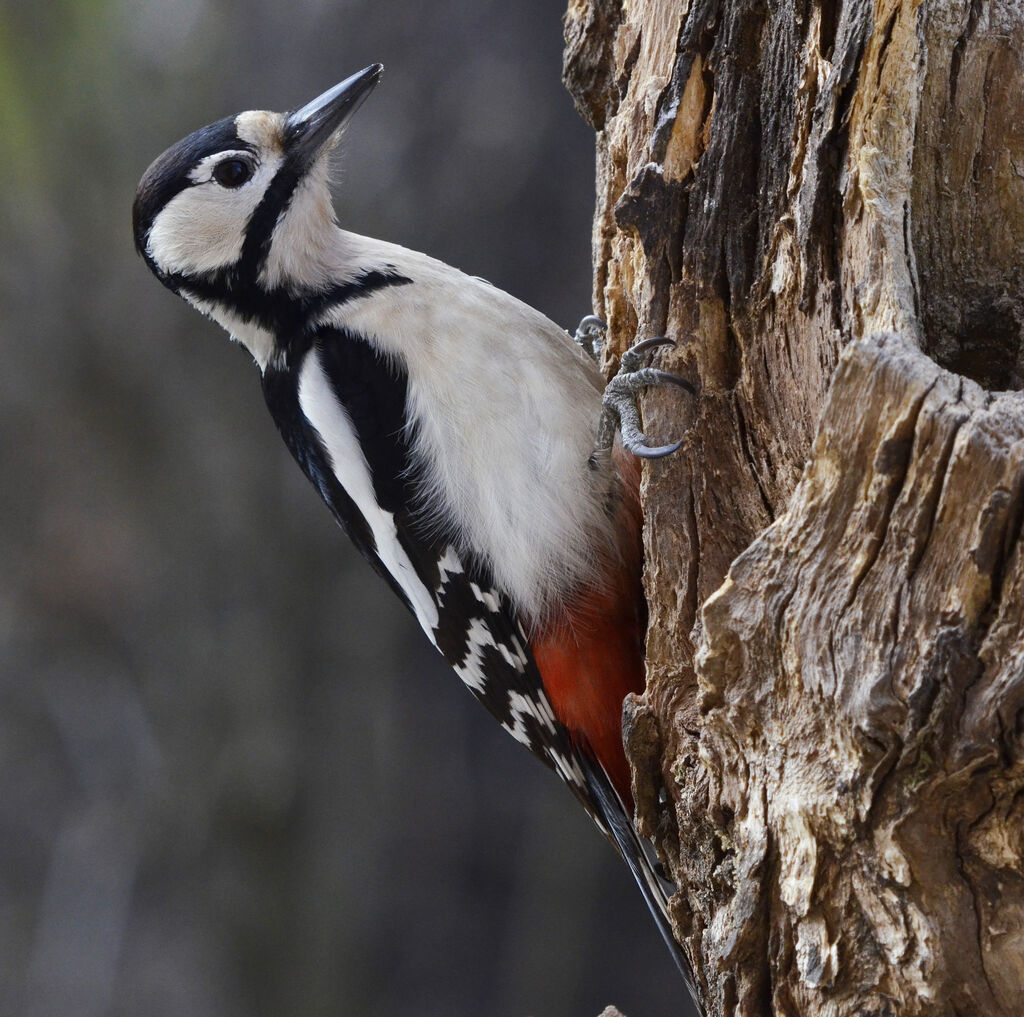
564, 1, 1024, 1014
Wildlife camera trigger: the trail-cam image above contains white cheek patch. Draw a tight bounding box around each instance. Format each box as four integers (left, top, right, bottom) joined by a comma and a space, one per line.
297, 351, 441, 636
146, 153, 282, 278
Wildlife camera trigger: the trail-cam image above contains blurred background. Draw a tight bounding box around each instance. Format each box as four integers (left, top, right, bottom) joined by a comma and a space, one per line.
0, 1, 691, 1015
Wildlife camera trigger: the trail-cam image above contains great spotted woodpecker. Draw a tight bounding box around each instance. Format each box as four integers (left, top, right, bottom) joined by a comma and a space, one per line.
133, 65, 696, 993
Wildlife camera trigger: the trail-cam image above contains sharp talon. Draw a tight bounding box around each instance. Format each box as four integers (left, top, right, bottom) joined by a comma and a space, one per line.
620, 335, 677, 373
650, 370, 697, 395
628, 437, 685, 459
594, 332, 694, 461
630, 336, 676, 356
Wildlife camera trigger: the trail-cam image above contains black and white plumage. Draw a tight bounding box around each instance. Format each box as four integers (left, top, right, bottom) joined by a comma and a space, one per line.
133, 64, 696, 998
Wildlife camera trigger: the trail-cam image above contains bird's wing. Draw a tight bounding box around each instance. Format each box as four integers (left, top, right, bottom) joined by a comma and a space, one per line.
261, 325, 593, 801
263, 323, 696, 991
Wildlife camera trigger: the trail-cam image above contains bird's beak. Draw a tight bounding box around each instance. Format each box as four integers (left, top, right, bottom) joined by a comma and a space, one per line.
284, 64, 383, 168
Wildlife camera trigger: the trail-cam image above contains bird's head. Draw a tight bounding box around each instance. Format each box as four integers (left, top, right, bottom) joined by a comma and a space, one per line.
132, 64, 382, 322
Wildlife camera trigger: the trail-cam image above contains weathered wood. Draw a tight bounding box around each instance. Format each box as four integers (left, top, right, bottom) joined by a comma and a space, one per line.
698, 332, 1024, 1014
565, 1, 1024, 1013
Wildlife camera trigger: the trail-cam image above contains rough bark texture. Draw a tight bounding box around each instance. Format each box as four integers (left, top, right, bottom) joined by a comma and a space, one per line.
565, 1, 1024, 1014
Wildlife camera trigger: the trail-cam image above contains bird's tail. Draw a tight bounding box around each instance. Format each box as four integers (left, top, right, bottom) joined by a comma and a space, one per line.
581, 759, 701, 1008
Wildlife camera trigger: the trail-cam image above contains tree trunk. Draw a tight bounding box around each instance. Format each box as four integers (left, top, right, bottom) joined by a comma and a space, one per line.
563, 2, 1024, 1015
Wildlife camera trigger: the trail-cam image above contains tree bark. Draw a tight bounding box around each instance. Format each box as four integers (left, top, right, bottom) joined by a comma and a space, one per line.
564, 2, 1024, 1014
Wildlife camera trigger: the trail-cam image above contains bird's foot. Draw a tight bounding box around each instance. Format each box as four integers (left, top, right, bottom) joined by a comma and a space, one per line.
574, 315, 606, 363
594, 336, 695, 460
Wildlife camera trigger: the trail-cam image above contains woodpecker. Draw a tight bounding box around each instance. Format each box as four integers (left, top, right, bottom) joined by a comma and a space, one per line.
133, 65, 696, 993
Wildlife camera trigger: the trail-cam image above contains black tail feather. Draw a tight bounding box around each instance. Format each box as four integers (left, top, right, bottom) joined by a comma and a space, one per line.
582, 760, 703, 1013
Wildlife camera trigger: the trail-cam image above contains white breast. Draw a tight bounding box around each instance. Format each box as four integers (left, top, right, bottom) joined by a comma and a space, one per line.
318, 234, 616, 623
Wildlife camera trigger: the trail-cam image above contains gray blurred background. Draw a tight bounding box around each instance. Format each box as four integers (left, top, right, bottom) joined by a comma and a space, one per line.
0, 1, 690, 1014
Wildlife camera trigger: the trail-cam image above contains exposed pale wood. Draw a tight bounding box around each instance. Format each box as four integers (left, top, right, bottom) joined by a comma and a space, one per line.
565, 1, 1024, 1013
697, 332, 1024, 1014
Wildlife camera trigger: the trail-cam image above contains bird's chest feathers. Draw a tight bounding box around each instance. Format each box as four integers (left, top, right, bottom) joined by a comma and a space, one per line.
319, 280, 613, 617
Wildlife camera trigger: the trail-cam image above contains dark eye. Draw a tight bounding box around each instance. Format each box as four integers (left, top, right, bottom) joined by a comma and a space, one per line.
213, 158, 254, 188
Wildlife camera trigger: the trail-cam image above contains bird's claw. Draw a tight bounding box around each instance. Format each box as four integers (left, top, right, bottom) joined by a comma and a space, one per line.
594, 336, 694, 461
619, 335, 675, 373
574, 315, 607, 363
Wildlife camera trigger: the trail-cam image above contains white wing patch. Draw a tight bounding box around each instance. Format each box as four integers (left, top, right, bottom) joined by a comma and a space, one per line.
297, 351, 440, 636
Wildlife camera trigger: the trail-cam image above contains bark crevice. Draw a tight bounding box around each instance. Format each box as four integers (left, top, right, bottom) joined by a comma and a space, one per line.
565, 2, 1024, 1014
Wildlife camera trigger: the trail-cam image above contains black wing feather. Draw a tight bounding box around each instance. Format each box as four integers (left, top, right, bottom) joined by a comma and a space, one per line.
262, 326, 590, 793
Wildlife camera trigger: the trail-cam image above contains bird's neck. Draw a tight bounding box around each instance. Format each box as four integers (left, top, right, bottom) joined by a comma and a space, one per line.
180, 225, 390, 370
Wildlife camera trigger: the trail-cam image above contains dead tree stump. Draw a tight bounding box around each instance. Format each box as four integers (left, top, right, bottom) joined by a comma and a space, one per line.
564, 1, 1024, 1013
